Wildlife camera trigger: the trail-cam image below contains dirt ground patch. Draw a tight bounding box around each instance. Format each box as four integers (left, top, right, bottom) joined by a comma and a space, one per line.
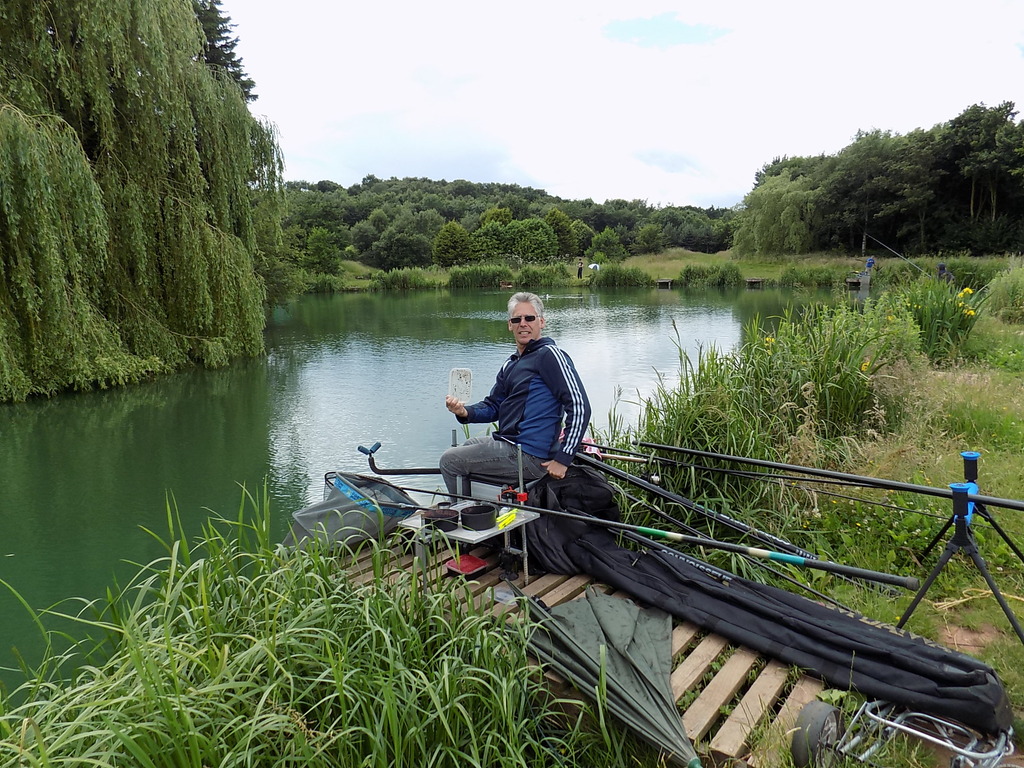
935, 621, 1004, 654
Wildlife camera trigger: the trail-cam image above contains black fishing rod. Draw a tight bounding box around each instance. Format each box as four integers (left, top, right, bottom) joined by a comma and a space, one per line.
633, 442, 1024, 514
393, 483, 920, 590
574, 452, 824, 563
589, 441, 895, 492
610, 480, 847, 607
587, 442, 969, 530
576, 452, 894, 593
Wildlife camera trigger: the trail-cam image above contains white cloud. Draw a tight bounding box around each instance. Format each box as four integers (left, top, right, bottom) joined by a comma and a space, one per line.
229, 0, 1024, 207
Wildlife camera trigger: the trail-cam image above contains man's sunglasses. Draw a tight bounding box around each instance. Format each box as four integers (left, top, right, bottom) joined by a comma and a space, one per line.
509, 315, 537, 324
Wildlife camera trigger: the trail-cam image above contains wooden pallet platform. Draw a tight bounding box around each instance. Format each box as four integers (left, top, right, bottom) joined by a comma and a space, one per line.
343, 536, 827, 767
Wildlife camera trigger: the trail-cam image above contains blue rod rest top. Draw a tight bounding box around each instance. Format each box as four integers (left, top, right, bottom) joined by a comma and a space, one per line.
960, 450, 980, 482
950, 481, 977, 523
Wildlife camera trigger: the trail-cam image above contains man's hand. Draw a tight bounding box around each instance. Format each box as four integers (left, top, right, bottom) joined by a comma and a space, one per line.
445, 395, 468, 418
542, 459, 567, 480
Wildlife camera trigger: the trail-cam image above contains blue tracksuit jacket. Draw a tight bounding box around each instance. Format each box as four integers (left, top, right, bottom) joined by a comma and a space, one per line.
459, 337, 591, 466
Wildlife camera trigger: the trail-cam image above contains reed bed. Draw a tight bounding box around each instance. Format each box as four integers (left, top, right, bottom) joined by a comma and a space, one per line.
514, 263, 573, 288
588, 264, 651, 288
625, 299, 923, 515
445, 263, 514, 289
0, 498, 635, 767
982, 261, 1024, 324
609, 272, 1019, 605
889, 279, 987, 363
676, 263, 743, 288
370, 267, 439, 290
776, 264, 847, 288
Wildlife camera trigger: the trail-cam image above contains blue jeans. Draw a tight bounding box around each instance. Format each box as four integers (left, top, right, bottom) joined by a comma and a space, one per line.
439, 436, 547, 495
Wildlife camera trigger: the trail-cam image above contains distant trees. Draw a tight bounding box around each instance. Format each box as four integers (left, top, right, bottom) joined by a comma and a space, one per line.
303, 227, 342, 274
946, 102, 1022, 222
280, 101, 1024, 277
506, 219, 558, 263
734, 102, 1024, 256
279, 178, 734, 276
633, 224, 666, 255
480, 207, 514, 227
370, 230, 432, 271
471, 221, 511, 261
732, 171, 818, 256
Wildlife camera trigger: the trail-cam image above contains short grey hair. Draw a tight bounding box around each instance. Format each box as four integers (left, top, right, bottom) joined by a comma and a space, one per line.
507, 291, 544, 318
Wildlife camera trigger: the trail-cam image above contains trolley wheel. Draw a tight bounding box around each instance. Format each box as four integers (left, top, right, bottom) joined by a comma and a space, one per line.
791, 700, 845, 768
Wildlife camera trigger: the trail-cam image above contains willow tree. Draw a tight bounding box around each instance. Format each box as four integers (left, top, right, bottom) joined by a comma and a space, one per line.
732, 170, 818, 257
0, 0, 283, 402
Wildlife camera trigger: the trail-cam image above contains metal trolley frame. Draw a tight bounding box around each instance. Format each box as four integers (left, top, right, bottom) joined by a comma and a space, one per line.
791, 698, 1016, 768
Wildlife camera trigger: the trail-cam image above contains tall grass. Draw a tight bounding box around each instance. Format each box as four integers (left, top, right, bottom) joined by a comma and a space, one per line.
516, 263, 573, 288
984, 261, 1024, 324
370, 267, 438, 290
0, 494, 634, 767
776, 264, 848, 288
589, 264, 652, 287
618, 300, 922, 521
298, 270, 350, 293
677, 263, 743, 288
886, 279, 987, 363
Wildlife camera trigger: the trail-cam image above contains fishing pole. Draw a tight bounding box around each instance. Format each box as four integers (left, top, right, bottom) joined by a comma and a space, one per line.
575, 452, 894, 594
574, 452, 825, 562
633, 442, 1024, 514
587, 442, 993, 535
610, 480, 848, 607
864, 232, 928, 274
589, 441, 896, 491
393, 483, 920, 590
588, 441, 951, 520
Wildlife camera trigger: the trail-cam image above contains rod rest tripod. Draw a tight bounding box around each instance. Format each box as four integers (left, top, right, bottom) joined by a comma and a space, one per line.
897, 452, 1024, 647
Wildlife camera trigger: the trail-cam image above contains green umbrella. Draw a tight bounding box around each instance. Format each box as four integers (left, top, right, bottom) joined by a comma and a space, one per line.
524, 587, 702, 768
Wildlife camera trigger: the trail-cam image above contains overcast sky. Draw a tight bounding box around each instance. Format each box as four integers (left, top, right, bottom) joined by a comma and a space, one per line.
228, 1, 1024, 209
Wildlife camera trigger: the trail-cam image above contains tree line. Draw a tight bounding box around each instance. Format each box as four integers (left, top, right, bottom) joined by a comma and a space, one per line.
280, 177, 734, 275
734, 102, 1024, 257
278, 100, 1024, 281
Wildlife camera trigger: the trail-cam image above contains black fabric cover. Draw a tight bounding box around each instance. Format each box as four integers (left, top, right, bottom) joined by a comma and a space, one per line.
524, 465, 620, 575
525, 474, 1013, 737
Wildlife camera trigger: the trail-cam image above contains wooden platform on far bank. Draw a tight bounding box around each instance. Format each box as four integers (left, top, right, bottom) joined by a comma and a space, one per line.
343, 536, 826, 767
